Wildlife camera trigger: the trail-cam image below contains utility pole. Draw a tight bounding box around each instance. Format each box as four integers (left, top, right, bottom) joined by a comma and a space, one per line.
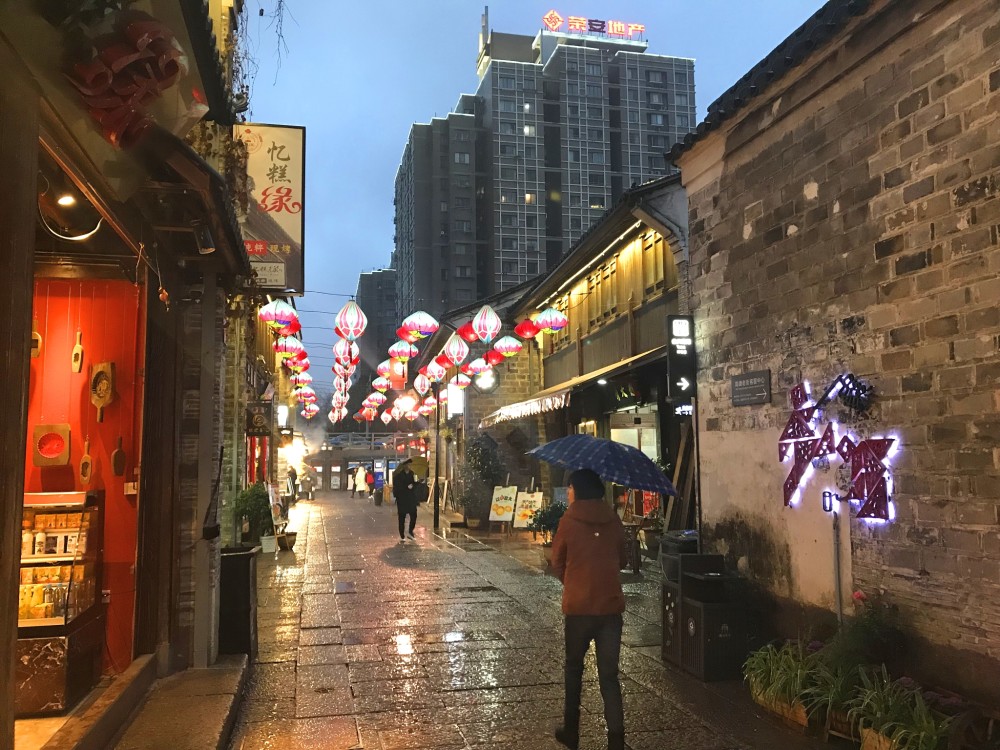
433, 380, 441, 530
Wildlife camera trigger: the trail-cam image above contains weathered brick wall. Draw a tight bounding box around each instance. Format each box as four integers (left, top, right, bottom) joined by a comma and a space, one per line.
681, 0, 1000, 701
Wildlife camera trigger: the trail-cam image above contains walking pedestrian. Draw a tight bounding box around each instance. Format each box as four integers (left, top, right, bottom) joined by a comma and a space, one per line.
392, 459, 418, 542
551, 469, 627, 750
347, 468, 355, 497
365, 466, 375, 500
354, 465, 368, 499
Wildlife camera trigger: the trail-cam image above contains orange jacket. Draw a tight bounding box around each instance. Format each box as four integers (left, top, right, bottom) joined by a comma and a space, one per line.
551, 500, 627, 616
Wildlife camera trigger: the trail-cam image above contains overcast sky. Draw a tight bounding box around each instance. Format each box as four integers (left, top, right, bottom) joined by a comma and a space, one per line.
246, 0, 827, 368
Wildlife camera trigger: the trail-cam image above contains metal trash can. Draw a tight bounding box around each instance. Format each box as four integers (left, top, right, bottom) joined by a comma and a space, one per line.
660, 530, 699, 580
219, 546, 258, 658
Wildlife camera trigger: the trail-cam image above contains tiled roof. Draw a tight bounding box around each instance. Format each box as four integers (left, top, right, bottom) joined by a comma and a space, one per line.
669, 0, 870, 162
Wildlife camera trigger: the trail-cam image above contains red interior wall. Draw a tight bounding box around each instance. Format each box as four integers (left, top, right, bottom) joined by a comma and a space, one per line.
25, 278, 145, 675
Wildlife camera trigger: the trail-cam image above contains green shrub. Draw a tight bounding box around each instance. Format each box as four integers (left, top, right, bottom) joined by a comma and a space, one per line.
232, 483, 273, 543
743, 640, 816, 705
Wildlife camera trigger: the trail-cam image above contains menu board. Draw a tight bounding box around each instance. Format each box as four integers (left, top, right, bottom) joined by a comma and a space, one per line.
489, 486, 518, 522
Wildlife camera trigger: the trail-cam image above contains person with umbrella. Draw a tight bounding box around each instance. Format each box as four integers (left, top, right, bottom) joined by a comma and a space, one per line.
528, 435, 676, 750
392, 459, 419, 541
549, 469, 627, 750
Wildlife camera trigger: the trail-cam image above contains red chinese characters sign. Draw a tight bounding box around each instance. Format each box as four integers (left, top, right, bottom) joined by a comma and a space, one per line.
542, 10, 645, 37
236, 124, 306, 294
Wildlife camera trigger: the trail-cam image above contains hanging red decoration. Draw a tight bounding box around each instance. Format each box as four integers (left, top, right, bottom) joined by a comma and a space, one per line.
333, 339, 360, 366
443, 333, 470, 366
333, 375, 350, 393
485, 349, 505, 367
423, 395, 437, 408
401, 311, 440, 339
295, 386, 317, 403
434, 354, 452, 369
352, 412, 364, 423
449, 373, 471, 389
290, 372, 313, 387
390, 405, 403, 420
331, 392, 348, 409
456, 321, 479, 343
388, 340, 418, 362
258, 299, 297, 330
396, 326, 420, 344
514, 319, 540, 339
300, 403, 319, 419
535, 307, 569, 333
274, 336, 305, 359
372, 376, 390, 393
438, 388, 449, 404
417, 405, 434, 417
471, 304, 502, 343
334, 300, 368, 341
414, 374, 431, 396
287, 356, 310, 373
493, 335, 523, 357
278, 318, 302, 336
367, 392, 387, 406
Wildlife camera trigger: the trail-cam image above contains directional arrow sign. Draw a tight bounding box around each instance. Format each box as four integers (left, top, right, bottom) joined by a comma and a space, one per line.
677, 377, 691, 391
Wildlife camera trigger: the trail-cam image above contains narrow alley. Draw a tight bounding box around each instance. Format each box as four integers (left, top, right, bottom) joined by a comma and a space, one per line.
229, 492, 826, 750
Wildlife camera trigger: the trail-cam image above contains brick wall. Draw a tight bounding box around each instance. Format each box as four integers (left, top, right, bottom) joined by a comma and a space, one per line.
679, 0, 1000, 701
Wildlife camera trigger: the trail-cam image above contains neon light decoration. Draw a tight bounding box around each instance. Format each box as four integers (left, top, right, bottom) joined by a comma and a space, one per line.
334, 300, 368, 341
542, 10, 645, 37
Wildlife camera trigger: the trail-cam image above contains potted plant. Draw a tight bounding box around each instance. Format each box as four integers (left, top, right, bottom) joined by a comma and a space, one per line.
801, 659, 863, 740
232, 483, 273, 548
847, 667, 952, 750
743, 641, 816, 728
457, 435, 506, 528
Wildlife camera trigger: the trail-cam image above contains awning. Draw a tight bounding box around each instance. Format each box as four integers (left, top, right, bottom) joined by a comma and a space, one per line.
479, 346, 667, 428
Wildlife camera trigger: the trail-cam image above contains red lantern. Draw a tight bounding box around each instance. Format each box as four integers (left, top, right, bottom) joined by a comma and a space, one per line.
296, 386, 317, 403
485, 349, 505, 367
456, 321, 479, 343
334, 300, 368, 341
471, 304, 502, 344
443, 333, 470, 366
417, 405, 434, 417
434, 354, 452, 369
278, 318, 302, 336
300, 403, 319, 419
514, 319, 540, 339
352, 412, 364, 423
396, 326, 420, 344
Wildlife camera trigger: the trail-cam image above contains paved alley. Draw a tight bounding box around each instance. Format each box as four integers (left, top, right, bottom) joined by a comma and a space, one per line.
229, 492, 826, 750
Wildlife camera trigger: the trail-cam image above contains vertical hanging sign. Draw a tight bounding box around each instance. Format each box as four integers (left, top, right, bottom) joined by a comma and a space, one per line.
666, 314, 696, 404
236, 123, 306, 294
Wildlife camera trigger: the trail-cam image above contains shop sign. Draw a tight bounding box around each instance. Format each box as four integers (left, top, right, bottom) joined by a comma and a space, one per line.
513, 491, 544, 528
246, 401, 273, 437
731, 370, 771, 406
237, 123, 306, 294
542, 10, 646, 37
666, 315, 696, 401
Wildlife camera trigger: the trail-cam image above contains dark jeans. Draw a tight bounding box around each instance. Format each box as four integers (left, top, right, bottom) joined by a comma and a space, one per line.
397, 503, 417, 538
564, 613, 623, 735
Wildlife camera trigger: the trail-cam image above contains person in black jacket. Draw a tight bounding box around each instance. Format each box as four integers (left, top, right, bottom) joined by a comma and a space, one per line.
392, 459, 418, 542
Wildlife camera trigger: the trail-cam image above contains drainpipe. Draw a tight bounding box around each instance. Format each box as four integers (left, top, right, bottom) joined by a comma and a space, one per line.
833, 510, 844, 626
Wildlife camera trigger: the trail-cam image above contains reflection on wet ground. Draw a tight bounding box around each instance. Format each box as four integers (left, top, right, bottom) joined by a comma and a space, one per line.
229, 492, 826, 750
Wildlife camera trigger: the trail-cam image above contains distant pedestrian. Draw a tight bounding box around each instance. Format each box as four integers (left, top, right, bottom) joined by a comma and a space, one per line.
393, 459, 418, 542
365, 466, 375, 499
354, 466, 368, 498
551, 469, 627, 750
347, 469, 355, 497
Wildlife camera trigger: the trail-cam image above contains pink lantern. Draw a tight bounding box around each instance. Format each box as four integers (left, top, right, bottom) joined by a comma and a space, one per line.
493, 335, 523, 357
388, 340, 418, 362
290, 372, 313, 387
396, 326, 420, 344
423, 396, 437, 408
471, 304, 502, 344
414, 374, 431, 396
426, 361, 447, 381
296, 386, 317, 403
450, 373, 472, 389
404, 411, 418, 421
328, 410, 339, 423
274, 336, 305, 359
331, 392, 348, 409
390, 405, 403, 420
334, 300, 368, 341
380, 410, 393, 425
301, 403, 319, 418
535, 307, 569, 333
438, 388, 449, 404
377, 359, 392, 377
466, 357, 491, 375
333, 339, 360, 366
367, 392, 387, 406
443, 333, 470, 366
372, 376, 390, 393
401, 311, 440, 339
287, 357, 310, 373
258, 299, 297, 330
333, 375, 350, 393
417, 405, 434, 417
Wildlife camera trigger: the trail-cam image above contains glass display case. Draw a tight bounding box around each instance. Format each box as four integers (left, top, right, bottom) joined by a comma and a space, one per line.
16, 491, 103, 716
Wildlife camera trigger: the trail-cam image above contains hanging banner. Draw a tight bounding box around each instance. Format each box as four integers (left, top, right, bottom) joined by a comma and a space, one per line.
489, 486, 518, 522
514, 491, 544, 528
236, 123, 306, 294
246, 401, 273, 437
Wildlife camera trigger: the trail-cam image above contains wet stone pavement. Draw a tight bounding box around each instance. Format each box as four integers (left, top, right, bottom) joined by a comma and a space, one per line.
229, 491, 826, 750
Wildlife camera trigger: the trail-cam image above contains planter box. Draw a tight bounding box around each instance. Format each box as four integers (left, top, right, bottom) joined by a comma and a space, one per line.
860, 727, 895, 750
751, 689, 808, 730
259, 535, 276, 554
826, 709, 857, 741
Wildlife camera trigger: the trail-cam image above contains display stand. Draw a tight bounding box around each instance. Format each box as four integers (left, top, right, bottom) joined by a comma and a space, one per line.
17, 491, 103, 716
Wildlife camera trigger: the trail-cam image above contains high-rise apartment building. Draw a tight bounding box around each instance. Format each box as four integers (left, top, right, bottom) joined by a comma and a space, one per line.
394, 11, 695, 318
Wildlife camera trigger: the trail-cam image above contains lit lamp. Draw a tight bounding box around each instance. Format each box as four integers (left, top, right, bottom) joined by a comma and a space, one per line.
473, 369, 498, 393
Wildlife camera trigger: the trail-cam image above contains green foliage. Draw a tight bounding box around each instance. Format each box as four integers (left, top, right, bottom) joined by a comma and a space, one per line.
847, 667, 952, 750
822, 599, 904, 669
527, 500, 567, 542
743, 641, 816, 705
458, 435, 506, 521
800, 660, 863, 720
232, 483, 273, 543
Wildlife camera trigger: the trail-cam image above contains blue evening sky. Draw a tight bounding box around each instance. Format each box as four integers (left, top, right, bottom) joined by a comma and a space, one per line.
246, 1, 826, 363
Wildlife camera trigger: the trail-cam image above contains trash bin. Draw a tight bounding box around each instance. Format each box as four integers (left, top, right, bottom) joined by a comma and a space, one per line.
660, 530, 699, 580
219, 546, 258, 658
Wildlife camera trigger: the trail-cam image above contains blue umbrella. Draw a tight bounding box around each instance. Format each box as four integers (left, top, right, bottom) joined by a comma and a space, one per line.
527, 434, 677, 495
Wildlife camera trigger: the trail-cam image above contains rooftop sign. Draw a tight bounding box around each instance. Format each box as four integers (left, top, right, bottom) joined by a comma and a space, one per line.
542, 10, 645, 37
